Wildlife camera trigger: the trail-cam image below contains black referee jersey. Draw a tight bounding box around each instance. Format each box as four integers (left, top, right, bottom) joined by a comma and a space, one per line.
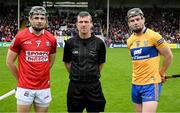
63, 34, 106, 82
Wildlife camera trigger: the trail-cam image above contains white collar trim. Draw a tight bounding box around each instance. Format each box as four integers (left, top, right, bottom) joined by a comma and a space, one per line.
29, 27, 44, 35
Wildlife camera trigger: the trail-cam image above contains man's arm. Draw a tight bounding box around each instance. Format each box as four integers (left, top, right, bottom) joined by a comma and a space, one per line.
50, 53, 56, 69
158, 46, 173, 77
64, 62, 71, 73
6, 49, 18, 80
98, 40, 106, 72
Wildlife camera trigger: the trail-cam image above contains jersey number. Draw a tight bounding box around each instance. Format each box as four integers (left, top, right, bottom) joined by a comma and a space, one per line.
36, 42, 41, 47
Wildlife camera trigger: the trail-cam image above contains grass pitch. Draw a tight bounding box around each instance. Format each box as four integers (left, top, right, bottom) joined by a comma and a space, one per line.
0, 48, 180, 112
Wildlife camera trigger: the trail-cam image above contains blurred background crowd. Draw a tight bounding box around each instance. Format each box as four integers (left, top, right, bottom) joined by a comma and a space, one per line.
0, 0, 180, 46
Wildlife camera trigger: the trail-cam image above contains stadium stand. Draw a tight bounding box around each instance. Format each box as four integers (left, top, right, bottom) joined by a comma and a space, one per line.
104, 7, 180, 46
0, 5, 18, 42
0, 1, 180, 46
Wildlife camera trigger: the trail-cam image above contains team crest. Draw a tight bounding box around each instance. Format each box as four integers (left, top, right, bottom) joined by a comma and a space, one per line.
135, 41, 140, 47
24, 91, 29, 97
45, 41, 50, 46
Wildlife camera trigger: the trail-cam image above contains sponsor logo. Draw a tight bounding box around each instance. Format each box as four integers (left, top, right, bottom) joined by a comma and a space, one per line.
133, 48, 142, 56
0, 42, 11, 47
24, 41, 32, 45
26, 51, 49, 62
157, 38, 164, 45
72, 50, 78, 55
132, 54, 150, 60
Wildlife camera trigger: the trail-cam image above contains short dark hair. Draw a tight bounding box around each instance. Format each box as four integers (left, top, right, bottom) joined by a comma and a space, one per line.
77, 11, 92, 22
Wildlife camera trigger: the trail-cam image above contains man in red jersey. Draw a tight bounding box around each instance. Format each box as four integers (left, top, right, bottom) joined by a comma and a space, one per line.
6, 6, 57, 113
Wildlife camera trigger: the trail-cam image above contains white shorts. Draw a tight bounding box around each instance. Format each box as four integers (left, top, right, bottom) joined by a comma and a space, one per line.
15, 87, 52, 107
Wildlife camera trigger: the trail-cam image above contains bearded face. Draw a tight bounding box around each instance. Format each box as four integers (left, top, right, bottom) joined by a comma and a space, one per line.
128, 15, 145, 33
29, 14, 47, 32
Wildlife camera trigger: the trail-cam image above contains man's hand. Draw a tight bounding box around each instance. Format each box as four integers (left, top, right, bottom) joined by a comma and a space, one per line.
161, 76, 167, 83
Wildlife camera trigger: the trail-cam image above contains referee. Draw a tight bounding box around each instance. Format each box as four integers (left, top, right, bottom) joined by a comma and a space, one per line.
63, 11, 106, 112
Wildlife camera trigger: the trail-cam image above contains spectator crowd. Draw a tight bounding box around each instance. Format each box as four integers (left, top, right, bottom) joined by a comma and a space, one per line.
0, 6, 180, 45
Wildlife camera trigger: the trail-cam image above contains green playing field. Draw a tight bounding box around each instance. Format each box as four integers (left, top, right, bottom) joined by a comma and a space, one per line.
0, 48, 180, 112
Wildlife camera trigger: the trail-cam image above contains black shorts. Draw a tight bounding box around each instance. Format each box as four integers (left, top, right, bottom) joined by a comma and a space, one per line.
67, 80, 106, 112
